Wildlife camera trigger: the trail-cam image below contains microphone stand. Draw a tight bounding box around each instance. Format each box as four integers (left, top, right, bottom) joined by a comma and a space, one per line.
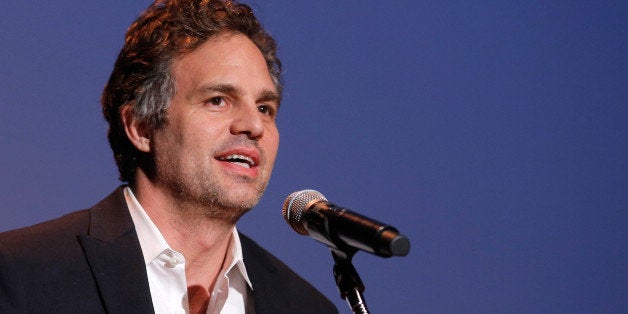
331, 248, 370, 314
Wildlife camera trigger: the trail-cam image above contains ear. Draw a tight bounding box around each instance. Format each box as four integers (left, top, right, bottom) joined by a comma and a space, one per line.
121, 106, 151, 153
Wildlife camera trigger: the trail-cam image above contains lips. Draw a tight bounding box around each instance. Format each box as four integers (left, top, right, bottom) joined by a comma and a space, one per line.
215, 148, 261, 172
217, 154, 255, 168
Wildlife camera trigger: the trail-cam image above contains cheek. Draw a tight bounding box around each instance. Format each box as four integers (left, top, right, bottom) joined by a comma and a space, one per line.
179, 118, 220, 147
264, 129, 280, 161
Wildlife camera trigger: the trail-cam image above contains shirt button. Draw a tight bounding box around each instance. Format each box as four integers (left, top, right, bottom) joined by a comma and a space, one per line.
165, 258, 179, 268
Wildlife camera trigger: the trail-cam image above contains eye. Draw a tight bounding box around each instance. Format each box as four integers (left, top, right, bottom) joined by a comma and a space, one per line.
258, 104, 276, 117
205, 96, 227, 107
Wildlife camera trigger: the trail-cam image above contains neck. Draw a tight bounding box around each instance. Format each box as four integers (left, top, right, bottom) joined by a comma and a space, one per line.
129, 171, 235, 292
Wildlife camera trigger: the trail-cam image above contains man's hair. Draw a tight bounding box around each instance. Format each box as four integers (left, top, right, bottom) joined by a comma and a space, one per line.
101, 0, 282, 183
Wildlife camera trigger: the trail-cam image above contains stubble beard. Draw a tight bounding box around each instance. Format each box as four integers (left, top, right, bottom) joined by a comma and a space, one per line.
154, 150, 270, 226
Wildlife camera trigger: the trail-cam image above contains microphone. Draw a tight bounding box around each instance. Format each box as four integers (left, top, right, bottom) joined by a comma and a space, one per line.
282, 189, 410, 257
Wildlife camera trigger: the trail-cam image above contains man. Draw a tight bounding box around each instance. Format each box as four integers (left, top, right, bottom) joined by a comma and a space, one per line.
0, 1, 338, 313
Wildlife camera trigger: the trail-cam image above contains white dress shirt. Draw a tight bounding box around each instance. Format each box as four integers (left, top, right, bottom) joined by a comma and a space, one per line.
124, 187, 254, 313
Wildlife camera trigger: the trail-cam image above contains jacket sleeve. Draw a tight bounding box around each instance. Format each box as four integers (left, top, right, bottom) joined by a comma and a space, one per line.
0, 240, 27, 313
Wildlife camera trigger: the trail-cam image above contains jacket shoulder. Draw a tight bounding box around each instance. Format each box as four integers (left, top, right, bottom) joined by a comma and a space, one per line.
0, 209, 90, 254
239, 233, 338, 314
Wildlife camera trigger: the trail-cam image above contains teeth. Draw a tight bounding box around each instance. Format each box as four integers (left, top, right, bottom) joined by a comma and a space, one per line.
221, 154, 254, 168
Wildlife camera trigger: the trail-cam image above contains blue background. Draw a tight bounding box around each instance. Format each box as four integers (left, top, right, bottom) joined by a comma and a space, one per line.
1, 1, 627, 313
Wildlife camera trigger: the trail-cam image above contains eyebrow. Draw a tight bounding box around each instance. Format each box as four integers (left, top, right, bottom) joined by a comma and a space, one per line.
198, 83, 236, 95
197, 83, 281, 106
258, 89, 282, 107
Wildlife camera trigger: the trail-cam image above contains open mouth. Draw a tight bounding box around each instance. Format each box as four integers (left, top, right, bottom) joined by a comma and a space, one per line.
217, 154, 256, 169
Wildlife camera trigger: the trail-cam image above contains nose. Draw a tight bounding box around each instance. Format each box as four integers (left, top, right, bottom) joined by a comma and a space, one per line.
230, 103, 263, 140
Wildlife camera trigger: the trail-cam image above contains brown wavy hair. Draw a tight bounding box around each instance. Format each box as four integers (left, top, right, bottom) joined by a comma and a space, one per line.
101, 0, 282, 183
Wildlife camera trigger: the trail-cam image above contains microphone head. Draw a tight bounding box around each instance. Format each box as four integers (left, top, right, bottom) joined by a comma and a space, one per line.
282, 189, 327, 235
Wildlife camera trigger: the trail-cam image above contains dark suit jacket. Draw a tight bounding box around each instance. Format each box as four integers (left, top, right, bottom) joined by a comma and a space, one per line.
0, 187, 338, 313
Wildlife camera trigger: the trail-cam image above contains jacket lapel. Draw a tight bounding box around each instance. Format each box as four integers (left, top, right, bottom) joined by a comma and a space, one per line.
240, 233, 338, 314
78, 187, 154, 314
239, 233, 281, 314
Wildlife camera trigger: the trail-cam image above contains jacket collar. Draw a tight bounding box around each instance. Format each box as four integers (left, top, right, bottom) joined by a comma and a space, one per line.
78, 186, 154, 313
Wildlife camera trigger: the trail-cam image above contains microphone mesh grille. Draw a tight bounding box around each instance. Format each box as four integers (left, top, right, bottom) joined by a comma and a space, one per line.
282, 189, 327, 235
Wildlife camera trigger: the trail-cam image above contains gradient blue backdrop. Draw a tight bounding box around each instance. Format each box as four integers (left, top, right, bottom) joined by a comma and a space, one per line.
1, 1, 627, 313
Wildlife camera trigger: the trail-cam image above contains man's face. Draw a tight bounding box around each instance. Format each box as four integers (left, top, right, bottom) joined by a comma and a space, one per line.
150, 33, 280, 222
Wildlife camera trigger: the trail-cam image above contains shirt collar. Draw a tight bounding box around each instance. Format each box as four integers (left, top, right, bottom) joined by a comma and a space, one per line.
228, 228, 253, 289
124, 186, 170, 265
123, 186, 253, 289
